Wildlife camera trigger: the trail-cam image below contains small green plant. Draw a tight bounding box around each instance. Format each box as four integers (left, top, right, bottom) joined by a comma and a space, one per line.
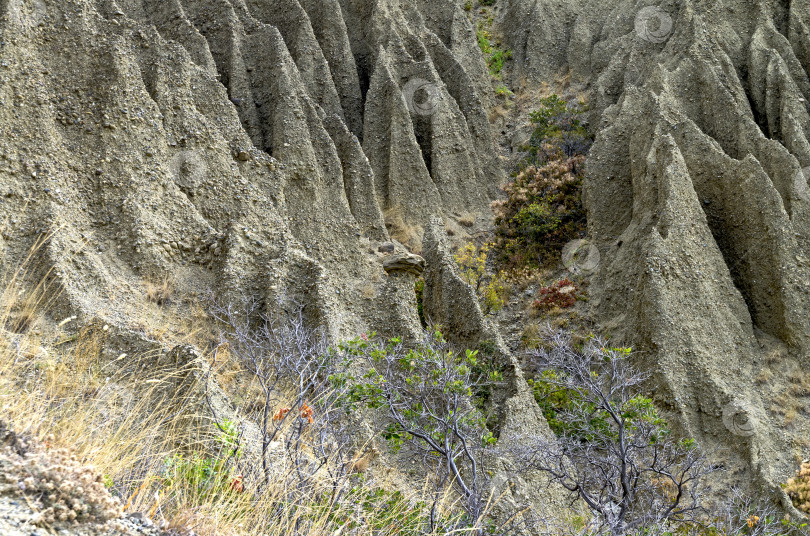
476, 22, 512, 78
160, 421, 243, 503
414, 279, 426, 327
488, 48, 511, 77
529, 368, 661, 443
215, 419, 240, 458
464, 0, 472, 11
453, 242, 507, 315
495, 84, 513, 97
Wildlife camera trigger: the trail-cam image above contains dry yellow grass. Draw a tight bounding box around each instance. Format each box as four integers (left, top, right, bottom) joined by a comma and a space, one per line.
359, 281, 376, 300
383, 205, 422, 252
755, 368, 773, 385
144, 277, 174, 306
0, 244, 500, 535
521, 323, 543, 350
457, 213, 476, 228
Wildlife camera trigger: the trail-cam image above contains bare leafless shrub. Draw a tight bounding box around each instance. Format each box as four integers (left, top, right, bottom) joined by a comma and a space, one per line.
517, 328, 716, 535
702, 488, 809, 536
209, 297, 356, 504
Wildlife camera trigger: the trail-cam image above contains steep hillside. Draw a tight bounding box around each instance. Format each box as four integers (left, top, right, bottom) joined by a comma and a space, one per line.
0, 0, 503, 342
0, 0, 566, 529
3, 0, 810, 525
497, 0, 810, 510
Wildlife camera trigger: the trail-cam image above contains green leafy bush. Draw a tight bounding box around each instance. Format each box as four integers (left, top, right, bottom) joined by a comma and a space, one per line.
526, 95, 592, 163
336, 331, 502, 529
492, 155, 586, 268
521, 332, 714, 535
512, 202, 561, 241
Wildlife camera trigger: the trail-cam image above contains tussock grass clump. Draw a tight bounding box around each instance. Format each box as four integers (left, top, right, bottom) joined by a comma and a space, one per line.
384, 205, 422, 252
145, 277, 174, 306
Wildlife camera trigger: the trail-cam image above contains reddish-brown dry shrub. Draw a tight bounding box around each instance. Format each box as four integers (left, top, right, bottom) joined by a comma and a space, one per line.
534, 278, 578, 310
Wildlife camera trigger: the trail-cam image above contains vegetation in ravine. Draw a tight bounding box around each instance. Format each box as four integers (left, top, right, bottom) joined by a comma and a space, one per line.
476, 20, 511, 79
492, 95, 593, 270
453, 242, 508, 315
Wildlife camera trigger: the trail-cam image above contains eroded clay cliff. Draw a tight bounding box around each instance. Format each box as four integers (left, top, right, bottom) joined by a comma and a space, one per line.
0, 0, 504, 342
498, 0, 810, 509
